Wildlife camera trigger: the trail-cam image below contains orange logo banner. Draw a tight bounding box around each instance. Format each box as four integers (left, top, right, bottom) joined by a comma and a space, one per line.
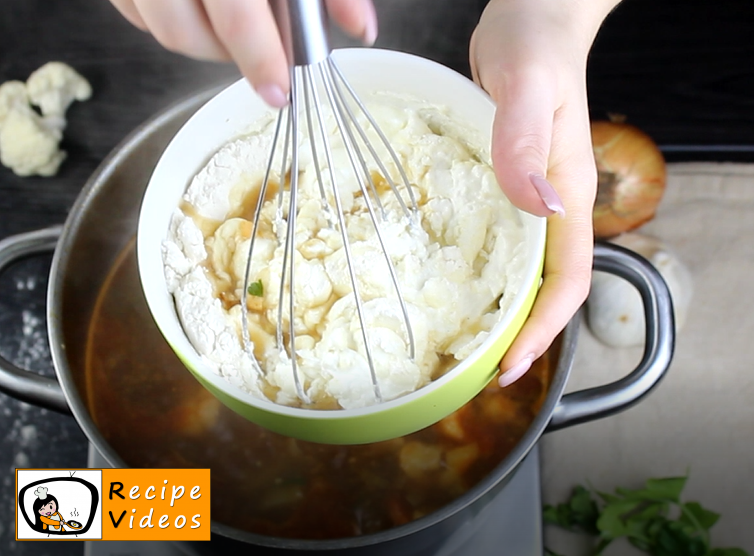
17, 468, 210, 542
101, 469, 210, 541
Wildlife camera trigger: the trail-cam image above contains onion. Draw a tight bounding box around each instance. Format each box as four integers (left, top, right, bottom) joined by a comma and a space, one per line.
591, 120, 667, 239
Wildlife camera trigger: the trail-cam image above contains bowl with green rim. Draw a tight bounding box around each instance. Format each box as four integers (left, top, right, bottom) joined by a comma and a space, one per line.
136, 48, 547, 445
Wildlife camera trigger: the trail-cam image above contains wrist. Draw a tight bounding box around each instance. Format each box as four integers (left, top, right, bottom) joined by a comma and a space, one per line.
480, 0, 621, 56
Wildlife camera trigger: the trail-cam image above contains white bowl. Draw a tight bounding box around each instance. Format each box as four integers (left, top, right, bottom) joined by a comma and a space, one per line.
137, 48, 546, 445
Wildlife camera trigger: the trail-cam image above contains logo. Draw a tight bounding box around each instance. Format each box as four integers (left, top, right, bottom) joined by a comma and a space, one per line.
17, 469, 102, 539
16, 468, 211, 541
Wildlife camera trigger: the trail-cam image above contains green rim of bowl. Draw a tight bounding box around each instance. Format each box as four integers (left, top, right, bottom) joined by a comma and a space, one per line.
173, 250, 543, 445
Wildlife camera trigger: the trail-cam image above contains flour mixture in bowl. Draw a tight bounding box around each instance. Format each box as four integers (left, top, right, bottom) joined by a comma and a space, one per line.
163, 93, 529, 411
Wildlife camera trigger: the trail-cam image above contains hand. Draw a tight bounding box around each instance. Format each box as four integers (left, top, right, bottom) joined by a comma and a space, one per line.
470, 0, 619, 386
108, 0, 377, 107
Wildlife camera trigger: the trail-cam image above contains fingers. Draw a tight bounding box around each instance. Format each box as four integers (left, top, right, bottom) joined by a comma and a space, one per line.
203, 0, 377, 105
498, 106, 597, 386
111, 0, 379, 110
132, 0, 230, 61
202, 0, 290, 107
498, 198, 594, 386
483, 66, 589, 385
488, 67, 565, 218
121, 0, 290, 108
326, 0, 378, 45
471, 13, 598, 386
109, 0, 147, 31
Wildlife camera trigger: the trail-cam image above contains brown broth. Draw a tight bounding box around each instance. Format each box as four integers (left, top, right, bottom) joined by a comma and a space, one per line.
84, 238, 553, 540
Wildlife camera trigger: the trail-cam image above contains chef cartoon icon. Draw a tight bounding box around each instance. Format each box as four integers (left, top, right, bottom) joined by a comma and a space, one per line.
32, 486, 82, 533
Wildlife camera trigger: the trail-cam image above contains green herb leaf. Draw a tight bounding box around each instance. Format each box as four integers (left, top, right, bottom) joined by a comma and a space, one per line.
645, 477, 687, 503
543, 475, 748, 556
570, 486, 600, 521
679, 501, 719, 531
542, 504, 566, 526
543, 485, 600, 534
247, 279, 264, 297
596, 499, 640, 539
635, 502, 669, 521
651, 519, 707, 556
616, 477, 687, 504
596, 490, 621, 505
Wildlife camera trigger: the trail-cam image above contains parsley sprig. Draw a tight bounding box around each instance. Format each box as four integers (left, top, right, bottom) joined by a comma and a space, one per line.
544, 476, 748, 556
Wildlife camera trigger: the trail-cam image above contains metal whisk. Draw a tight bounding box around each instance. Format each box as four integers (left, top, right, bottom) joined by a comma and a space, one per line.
240, 0, 418, 405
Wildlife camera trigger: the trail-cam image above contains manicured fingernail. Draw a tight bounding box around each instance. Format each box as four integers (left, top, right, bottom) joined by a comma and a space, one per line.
256, 84, 288, 109
362, 0, 378, 46
499, 354, 535, 387
529, 173, 565, 217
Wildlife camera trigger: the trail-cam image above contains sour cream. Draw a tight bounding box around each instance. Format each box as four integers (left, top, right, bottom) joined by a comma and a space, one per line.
163, 95, 528, 409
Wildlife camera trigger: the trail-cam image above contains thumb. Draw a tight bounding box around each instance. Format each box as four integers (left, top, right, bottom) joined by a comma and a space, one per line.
487, 68, 565, 217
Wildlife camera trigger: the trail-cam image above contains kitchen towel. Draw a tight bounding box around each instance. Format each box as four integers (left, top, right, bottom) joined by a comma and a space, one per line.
541, 162, 754, 554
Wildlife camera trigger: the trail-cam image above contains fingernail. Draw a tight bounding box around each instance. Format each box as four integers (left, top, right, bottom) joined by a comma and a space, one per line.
529, 173, 565, 217
256, 84, 288, 109
362, 0, 378, 46
498, 354, 535, 388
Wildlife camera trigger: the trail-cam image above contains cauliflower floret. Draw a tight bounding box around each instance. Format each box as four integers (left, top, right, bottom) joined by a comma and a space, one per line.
0, 81, 29, 124
0, 86, 65, 177
0, 62, 91, 177
26, 62, 92, 119
0, 111, 65, 177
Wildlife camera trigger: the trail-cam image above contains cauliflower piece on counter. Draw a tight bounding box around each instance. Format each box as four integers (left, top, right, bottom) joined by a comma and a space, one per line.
0, 62, 91, 177
0, 81, 29, 123
27, 62, 92, 120
0, 109, 65, 177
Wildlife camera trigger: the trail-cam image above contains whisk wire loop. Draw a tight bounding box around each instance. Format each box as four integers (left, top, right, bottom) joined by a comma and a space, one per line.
302, 67, 331, 212
316, 61, 384, 402
329, 60, 420, 221
240, 1, 418, 406
274, 108, 292, 362
240, 108, 285, 380
318, 63, 417, 362
283, 69, 311, 403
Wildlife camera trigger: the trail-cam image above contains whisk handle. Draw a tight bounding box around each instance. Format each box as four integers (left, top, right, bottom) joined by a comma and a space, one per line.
270, 0, 331, 67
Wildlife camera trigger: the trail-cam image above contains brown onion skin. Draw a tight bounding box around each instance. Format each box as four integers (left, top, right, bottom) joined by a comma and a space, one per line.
591, 121, 667, 239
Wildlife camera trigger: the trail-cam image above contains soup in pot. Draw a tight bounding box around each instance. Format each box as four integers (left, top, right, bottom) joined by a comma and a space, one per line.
84, 238, 554, 540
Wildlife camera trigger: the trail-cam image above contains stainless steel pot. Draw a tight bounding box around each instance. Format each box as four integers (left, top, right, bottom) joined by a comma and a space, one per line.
0, 88, 674, 555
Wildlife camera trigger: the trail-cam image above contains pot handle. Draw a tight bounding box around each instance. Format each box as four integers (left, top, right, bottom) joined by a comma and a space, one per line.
0, 226, 70, 414
546, 242, 675, 431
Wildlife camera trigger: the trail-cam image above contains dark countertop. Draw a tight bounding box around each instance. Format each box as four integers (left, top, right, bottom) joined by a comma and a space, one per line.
1, 0, 753, 554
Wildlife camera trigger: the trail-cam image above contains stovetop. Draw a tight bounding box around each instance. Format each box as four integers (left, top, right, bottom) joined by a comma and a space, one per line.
84, 444, 543, 556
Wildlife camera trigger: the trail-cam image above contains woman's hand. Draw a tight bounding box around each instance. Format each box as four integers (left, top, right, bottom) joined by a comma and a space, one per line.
108, 0, 377, 107
470, 0, 620, 386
